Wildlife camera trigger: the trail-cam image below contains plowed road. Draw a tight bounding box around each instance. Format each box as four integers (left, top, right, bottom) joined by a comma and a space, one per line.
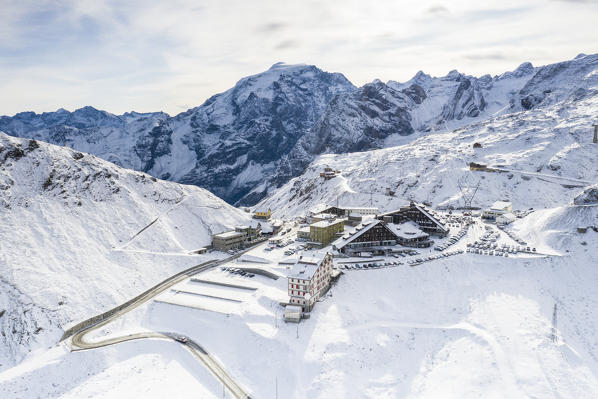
65, 245, 265, 399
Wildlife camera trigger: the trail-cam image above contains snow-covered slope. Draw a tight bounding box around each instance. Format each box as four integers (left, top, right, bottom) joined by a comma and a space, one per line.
242, 54, 598, 204
0, 132, 249, 370
3, 55, 597, 207
0, 107, 169, 170
3, 201, 598, 398
257, 90, 598, 219
153, 63, 354, 205
0, 63, 355, 206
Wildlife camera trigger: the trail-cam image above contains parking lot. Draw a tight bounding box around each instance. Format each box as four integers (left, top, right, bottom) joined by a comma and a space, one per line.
333, 214, 548, 272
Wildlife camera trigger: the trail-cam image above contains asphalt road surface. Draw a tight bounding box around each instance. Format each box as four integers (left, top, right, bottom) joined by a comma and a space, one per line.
65, 244, 265, 399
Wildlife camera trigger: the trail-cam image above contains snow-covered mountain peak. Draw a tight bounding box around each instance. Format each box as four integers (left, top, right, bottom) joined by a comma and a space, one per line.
444, 69, 463, 81
2, 54, 596, 207
257, 91, 598, 219
268, 61, 307, 70
517, 53, 598, 110
495, 62, 535, 81
227, 62, 351, 103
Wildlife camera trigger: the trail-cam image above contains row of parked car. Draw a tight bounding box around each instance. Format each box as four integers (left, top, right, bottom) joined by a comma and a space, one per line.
283, 243, 310, 256
221, 267, 255, 278
339, 260, 404, 270
391, 250, 419, 257
468, 247, 510, 257
496, 225, 527, 246
434, 225, 469, 251
468, 240, 536, 255
408, 249, 464, 266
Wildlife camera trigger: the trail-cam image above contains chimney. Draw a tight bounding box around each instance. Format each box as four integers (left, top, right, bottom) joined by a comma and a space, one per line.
594, 124, 598, 144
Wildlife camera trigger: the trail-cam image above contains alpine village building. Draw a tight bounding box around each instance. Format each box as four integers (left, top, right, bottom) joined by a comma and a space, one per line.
377, 201, 448, 237
332, 219, 431, 256
287, 253, 334, 313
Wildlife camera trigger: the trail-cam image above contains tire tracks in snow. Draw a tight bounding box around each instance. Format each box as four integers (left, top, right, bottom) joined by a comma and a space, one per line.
350, 320, 530, 398
63, 246, 263, 399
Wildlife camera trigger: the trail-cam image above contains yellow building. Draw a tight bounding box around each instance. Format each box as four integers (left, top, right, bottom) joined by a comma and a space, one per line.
310, 219, 344, 247
254, 208, 271, 220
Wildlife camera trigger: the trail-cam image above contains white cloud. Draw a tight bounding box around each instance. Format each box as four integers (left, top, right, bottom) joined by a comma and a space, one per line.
1, 0, 597, 116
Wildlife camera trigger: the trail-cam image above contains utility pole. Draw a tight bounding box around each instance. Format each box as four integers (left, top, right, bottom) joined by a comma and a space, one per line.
593, 124, 598, 144
296, 323, 299, 339
276, 376, 278, 399
551, 303, 558, 343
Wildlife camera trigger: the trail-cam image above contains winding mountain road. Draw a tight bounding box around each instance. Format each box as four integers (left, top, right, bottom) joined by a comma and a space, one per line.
491, 166, 593, 186
63, 243, 266, 399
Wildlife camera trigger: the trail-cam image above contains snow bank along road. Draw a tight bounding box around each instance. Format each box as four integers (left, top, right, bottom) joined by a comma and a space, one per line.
62, 245, 265, 399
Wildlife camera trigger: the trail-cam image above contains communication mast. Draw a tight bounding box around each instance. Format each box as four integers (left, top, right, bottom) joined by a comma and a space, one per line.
457, 176, 481, 209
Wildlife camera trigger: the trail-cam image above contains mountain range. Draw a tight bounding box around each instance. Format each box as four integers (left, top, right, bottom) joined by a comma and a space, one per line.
1, 54, 596, 206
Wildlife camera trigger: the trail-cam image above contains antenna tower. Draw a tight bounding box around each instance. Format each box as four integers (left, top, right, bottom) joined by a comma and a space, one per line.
457, 176, 481, 209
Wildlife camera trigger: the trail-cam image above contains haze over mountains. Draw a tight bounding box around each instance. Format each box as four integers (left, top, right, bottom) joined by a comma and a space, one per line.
1, 51, 598, 398
1, 54, 596, 206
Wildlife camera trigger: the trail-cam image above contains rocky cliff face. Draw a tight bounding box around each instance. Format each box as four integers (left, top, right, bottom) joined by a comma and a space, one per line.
516, 53, 598, 110
0, 107, 169, 170
153, 63, 355, 203
1, 63, 355, 205
2, 55, 596, 206
251, 80, 418, 203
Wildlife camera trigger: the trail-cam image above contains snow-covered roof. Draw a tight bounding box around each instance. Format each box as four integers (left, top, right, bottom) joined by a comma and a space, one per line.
497, 212, 517, 221
386, 221, 429, 240
412, 203, 447, 232
311, 219, 344, 229
214, 230, 244, 239
331, 219, 383, 249
288, 254, 328, 279
380, 202, 447, 233
235, 219, 273, 233
238, 254, 272, 264
285, 305, 302, 315
312, 212, 337, 220
280, 256, 299, 264
490, 201, 512, 211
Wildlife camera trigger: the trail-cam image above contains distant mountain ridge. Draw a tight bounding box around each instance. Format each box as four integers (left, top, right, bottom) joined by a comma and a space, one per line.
2, 54, 597, 205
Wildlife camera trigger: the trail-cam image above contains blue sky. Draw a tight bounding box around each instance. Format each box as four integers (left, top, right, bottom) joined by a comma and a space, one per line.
1, 0, 597, 116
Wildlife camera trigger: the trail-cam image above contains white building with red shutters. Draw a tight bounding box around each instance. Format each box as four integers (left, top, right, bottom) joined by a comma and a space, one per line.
287, 252, 333, 312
